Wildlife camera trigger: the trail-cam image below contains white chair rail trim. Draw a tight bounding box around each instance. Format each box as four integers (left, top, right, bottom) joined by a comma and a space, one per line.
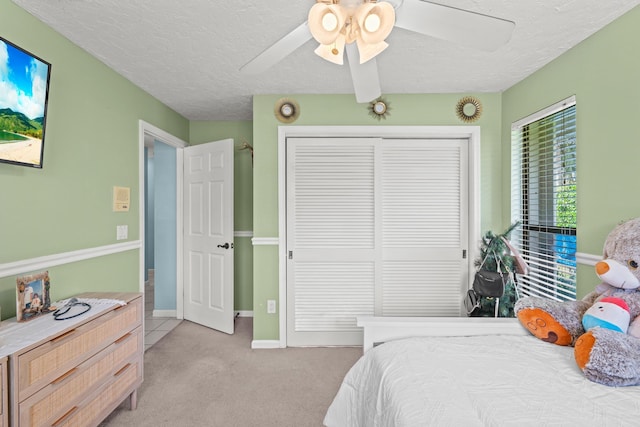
252, 237, 279, 246
0, 240, 141, 278
234, 230, 254, 238
576, 252, 601, 266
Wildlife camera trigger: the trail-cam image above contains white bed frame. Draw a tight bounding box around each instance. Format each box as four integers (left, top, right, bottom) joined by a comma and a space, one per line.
357, 316, 529, 353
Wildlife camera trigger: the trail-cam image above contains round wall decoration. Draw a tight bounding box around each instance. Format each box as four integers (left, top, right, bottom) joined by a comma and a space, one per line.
368, 97, 391, 120
274, 98, 300, 123
455, 96, 482, 123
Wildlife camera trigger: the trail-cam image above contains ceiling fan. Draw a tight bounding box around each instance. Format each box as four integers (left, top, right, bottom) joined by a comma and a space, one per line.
240, 0, 515, 103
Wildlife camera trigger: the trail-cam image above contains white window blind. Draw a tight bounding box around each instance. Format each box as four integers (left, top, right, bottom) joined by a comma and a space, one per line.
511, 96, 577, 301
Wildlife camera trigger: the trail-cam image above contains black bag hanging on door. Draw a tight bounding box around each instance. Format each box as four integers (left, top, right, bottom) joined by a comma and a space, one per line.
472, 270, 507, 298
472, 242, 508, 298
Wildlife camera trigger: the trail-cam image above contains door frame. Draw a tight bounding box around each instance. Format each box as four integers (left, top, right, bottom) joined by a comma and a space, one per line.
138, 120, 187, 319
277, 125, 481, 348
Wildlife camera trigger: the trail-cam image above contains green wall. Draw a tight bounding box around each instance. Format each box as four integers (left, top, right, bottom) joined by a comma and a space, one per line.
4, 0, 637, 339
251, 93, 504, 340
0, 0, 189, 318
502, 5, 640, 298
189, 121, 254, 311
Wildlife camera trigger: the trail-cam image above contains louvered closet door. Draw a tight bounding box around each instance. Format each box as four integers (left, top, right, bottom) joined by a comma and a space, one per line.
286, 138, 378, 347
381, 139, 468, 317
286, 137, 469, 346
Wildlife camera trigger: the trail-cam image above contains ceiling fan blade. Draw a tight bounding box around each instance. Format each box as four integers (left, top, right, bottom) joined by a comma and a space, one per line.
240, 22, 313, 74
392, 0, 515, 51
345, 43, 381, 103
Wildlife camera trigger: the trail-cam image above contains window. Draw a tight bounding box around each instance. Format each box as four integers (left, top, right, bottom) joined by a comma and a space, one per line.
511, 96, 577, 301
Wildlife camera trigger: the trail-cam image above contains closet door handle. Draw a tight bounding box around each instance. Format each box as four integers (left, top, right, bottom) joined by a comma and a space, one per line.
217, 243, 231, 249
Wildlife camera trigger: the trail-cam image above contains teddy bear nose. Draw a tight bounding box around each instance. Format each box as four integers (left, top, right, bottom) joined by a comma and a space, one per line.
596, 261, 610, 275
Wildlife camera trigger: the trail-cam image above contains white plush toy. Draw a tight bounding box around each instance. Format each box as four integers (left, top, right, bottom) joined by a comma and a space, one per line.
582, 296, 630, 334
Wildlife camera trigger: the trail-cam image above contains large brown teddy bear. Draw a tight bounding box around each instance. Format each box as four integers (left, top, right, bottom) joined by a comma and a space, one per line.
515, 218, 640, 386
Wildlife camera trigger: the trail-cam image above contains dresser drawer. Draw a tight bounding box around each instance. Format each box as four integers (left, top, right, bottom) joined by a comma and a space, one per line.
17, 298, 142, 401
51, 361, 142, 427
19, 327, 142, 427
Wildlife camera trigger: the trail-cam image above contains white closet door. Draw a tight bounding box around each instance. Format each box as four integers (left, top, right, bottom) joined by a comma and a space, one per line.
286, 138, 378, 346
380, 139, 468, 316
286, 137, 469, 346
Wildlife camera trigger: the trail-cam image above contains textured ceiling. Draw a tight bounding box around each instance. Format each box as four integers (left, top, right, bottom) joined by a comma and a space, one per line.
11, 0, 640, 121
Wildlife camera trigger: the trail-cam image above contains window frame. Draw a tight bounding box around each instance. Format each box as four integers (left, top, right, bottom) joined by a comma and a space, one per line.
511, 96, 577, 302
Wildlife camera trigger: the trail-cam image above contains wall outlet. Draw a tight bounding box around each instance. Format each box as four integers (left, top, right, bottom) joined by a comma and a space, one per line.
267, 299, 277, 314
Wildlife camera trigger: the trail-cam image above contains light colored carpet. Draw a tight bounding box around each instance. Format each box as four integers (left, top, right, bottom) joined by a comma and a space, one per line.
101, 317, 362, 427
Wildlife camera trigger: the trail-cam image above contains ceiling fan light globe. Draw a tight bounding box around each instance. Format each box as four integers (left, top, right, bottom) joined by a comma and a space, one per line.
308, 4, 347, 45
355, 39, 388, 64
314, 34, 346, 65
356, 2, 395, 44
322, 13, 339, 31
364, 14, 381, 32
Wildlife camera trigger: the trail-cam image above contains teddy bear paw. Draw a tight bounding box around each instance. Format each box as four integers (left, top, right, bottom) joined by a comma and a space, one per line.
573, 328, 640, 386
517, 308, 572, 345
574, 331, 596, 370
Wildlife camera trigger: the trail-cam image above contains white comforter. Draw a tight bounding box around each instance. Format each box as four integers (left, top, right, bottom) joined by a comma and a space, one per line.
324, 334, 640, 426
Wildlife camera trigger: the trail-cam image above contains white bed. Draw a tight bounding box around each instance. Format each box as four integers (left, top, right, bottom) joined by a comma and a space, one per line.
324, 317, 640, 426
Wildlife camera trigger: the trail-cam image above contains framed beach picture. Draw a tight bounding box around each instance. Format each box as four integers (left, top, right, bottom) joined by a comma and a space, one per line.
0, 36, 52, 169
16, 271, 52, 322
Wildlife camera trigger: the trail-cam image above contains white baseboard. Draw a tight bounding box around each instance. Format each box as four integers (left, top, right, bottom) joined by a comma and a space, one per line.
153, 309, 177, 318
235, 311, 253, 317
251, 340, 282, 349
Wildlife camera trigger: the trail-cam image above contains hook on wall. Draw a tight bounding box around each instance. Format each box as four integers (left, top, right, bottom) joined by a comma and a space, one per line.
238, 140, 254, 166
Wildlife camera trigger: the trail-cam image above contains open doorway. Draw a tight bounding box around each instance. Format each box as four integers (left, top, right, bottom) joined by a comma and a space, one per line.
139, 121, 238, 337
139, 121, 187, 347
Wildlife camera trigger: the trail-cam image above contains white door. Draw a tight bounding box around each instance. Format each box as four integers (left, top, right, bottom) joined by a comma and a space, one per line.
286, 138, 378, 346
379, 139, 468, 316
286, 137, 469, 346
183, 139, 234, 334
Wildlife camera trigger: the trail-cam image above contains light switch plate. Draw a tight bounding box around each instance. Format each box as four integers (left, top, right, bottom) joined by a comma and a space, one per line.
116, 225, 128, 240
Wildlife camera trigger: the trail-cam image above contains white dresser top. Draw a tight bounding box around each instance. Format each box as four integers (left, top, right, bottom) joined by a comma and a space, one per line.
0, 298, 125, 358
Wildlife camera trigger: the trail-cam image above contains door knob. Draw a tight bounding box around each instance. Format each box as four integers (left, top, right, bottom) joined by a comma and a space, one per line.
217, 243, 230, 249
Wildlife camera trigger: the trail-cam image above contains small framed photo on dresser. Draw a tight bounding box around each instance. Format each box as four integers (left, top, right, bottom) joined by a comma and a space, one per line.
16, 271, 52, 322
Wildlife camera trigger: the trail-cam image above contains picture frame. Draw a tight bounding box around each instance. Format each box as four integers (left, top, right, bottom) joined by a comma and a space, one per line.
16, 271, 53, 322
0, 35, 52, 169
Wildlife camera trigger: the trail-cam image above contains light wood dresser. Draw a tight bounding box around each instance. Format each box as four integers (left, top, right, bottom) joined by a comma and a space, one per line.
0, 356, 7, 427
0, 292, 143, 427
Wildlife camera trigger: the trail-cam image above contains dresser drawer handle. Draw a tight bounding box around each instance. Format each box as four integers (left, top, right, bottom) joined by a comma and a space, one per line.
52, 367, 78, 385
115, 333, 132, 344
114, 363, 131, 377
51, 329, 76, 343
52, 406, 78, 427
